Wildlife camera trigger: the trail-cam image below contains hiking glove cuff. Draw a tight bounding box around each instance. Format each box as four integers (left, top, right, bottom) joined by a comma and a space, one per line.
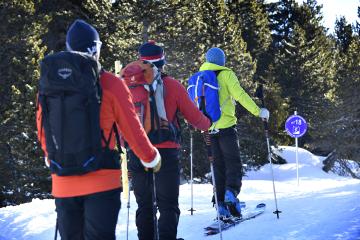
140, 148, 161, 171
44, 157, 50, 168
259, 108, 270, 120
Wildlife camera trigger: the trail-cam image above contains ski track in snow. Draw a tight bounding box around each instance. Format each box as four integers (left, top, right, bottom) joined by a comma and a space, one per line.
0, 146, 359, 240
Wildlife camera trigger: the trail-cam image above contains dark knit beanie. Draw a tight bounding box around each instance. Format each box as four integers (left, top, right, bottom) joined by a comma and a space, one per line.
66, 19, 101, 56
138, 40, 166, 69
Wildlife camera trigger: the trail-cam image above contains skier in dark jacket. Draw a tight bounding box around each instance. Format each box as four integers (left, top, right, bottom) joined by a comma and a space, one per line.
199, 47, 269, 218
128, 41, 212, 240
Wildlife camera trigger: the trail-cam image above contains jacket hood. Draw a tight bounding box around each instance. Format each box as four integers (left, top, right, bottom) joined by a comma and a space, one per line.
199, 62, 231, 71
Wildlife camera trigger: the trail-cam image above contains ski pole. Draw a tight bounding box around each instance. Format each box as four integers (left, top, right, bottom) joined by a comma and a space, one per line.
122, 146, 131, 240
54, 218, 58, 240
152, 171, 160, 240
199, 96, 223, 239
255, 84, 282, 219
204, 131, 223, 240
126, 180, 131, 240
120, 138, 131, 239
188, 126, 196, 215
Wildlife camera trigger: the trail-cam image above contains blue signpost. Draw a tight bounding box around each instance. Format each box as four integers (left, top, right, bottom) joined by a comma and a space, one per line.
285, 111, 308, 186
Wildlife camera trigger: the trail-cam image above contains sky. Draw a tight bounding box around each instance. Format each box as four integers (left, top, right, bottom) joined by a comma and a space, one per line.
0, 146, 359, 240
312, 0, 359, 32
269, 0, 359, 33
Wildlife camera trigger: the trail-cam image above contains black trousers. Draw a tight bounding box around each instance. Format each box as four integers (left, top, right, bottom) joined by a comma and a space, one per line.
55, 188, 121, 240
129, 148, 181, 240
210, 126, 242, 202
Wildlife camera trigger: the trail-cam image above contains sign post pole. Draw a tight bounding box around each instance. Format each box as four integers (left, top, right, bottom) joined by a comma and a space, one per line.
285, 111, 307, 186
294, 111, 299, 186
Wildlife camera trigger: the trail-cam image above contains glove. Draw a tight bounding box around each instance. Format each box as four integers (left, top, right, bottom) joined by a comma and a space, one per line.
142, 147, 162, 173
259, 108, 270, 121
152, 156, 161, 173
152, 148, 162, 172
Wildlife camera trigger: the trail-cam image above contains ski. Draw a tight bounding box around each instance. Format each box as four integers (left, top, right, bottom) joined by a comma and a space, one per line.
204, 203, 266, 236
204, 201, 246, 231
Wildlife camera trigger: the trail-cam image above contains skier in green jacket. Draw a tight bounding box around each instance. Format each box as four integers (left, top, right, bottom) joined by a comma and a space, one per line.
200, 47, 269, 218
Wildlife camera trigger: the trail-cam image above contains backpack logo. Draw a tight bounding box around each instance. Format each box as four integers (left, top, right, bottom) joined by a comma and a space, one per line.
57, 68, 72, 79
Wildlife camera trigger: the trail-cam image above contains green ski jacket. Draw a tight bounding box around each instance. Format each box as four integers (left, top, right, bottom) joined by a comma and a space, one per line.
199, 62, 260, 130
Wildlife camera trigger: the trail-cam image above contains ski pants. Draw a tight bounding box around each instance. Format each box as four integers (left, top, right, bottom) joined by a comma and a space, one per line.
129, 148, 181, 240
55, 188, 121, 240
210, 126, 243, 202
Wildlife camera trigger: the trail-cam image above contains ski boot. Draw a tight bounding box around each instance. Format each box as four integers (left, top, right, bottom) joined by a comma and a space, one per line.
216, 201, 231, 220
224, 189, 242, 218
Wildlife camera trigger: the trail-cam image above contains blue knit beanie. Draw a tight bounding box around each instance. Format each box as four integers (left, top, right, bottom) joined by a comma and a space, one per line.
66, 19, 102, 57
138, 40, 166, 69
205, 47, 226, 66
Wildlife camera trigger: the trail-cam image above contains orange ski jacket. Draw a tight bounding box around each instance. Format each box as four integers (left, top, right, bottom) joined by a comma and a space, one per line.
36, 71, 157, 198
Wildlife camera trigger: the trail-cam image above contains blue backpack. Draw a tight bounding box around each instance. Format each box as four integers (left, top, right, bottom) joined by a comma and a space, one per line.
187, 70, 221, 122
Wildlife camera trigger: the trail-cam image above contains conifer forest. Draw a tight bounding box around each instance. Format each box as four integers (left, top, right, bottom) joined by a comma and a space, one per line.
0, 0, 359, 206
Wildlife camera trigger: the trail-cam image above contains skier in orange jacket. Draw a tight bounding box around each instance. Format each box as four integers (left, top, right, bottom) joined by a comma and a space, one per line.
36, 19, 160, 240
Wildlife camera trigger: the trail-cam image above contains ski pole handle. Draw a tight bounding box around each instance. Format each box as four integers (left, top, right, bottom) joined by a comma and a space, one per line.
198, 96, 214, 162
262, 118, 269, 132
256, 84, 270, 133
203, 131, 214, 162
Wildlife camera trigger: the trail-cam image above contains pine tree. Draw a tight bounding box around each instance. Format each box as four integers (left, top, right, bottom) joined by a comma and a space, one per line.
0, 0, 50, 205
227, 0, 291, 160
334, 38, 360, 166
355, 6, 360, 35
268, 0, 336, 148
227, 0, 271, 64
322, 26, 360, 177
335, 16, 354, 53
0, 0, 142, 206
267, 0, 297, 47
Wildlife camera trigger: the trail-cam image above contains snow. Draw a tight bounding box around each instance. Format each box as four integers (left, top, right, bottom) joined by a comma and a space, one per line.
0, 146, 359, 240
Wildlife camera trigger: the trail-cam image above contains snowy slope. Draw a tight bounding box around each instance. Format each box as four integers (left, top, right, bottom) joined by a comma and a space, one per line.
0, 146, 359, 240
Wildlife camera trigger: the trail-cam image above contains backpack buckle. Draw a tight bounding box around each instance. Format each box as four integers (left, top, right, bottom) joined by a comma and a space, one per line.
209, 129, 219, 135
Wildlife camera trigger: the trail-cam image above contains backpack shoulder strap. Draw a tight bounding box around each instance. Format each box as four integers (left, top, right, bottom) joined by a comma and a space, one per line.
112, 123, 123, 154
38, 95, 56, 152
101, 122, 123, 154
214, 70, 222, 77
